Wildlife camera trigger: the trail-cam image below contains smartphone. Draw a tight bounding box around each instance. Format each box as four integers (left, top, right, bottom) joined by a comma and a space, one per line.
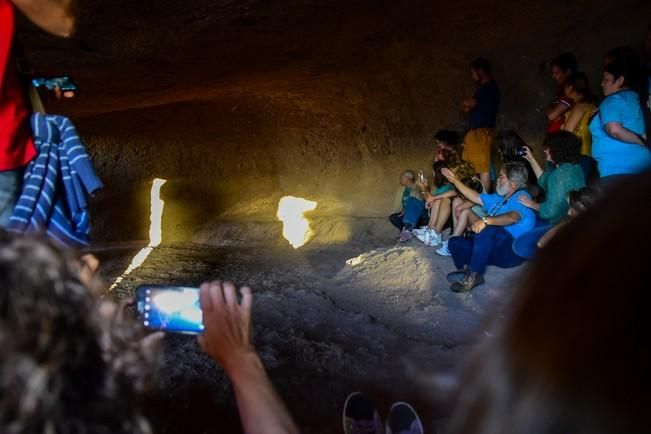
31, 76, 78, 92
135, 285, 204, 335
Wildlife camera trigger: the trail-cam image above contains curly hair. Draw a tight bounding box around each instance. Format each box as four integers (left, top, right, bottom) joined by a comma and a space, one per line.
544, 131, 581, 164
0, 233, 158, 434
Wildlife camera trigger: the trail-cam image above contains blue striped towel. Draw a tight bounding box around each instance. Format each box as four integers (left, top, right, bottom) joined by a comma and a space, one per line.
8, 113, 103, 248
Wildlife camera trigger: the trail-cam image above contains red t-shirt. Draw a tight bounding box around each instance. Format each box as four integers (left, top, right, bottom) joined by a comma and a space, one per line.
0, 0, 36, 171
547, 94, 575, 134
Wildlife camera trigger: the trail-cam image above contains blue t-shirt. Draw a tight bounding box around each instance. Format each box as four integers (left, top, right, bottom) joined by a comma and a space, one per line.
401, 187, 412, 210
480, 191, 536, 239
589, 90, 651, 177
469, 80, 500, 129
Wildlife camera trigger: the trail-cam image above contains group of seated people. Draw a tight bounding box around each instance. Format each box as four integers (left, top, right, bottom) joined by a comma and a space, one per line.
390, 46, 651, 293
2, 170, 650, 434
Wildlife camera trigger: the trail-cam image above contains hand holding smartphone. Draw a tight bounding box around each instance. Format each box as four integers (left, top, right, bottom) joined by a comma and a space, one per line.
136, 285, 204, 335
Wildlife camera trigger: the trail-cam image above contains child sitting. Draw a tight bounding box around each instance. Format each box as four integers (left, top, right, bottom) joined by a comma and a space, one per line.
389, 170, 416, 232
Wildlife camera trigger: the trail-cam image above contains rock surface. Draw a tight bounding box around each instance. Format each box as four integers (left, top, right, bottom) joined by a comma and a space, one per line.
98, 240, 523, 433
16, 0, 651, 242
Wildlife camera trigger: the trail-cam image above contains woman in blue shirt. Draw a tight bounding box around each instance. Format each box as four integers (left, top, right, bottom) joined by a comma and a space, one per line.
589, 59, 651, 184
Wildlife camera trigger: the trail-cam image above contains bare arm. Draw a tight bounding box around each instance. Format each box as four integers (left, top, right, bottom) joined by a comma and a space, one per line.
546, 101, 571, 121
470, 211, 521, 234
442, 168, 483, 206
227, 353, 299, 434
11, 0, 78, 37
561, 106, 584, 132
537, 222, 567, 248
462, 97, 477, 113
605, 122, 646, 146
486, 211, 521, 226
199, 282, 299, 434
429, 189, 458, 201
522, 146, 544, 179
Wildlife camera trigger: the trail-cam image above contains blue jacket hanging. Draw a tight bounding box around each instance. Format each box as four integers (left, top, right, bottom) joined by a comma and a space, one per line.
8, 113, 103, 248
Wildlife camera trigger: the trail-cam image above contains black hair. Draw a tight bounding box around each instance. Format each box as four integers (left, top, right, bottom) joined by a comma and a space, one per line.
544, 131, 581, 164
565, 71, 594, 103
470, 58, 492, 74
496, 131, 527, 159
434, 130, 460, 146
604, 57, 642, 92
431, 160, 449, 188
568, 186, 601, 214
550, 52, 577, 73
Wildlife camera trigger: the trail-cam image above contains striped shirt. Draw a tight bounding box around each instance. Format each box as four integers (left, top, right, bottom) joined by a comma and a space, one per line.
8, 113, 103, 247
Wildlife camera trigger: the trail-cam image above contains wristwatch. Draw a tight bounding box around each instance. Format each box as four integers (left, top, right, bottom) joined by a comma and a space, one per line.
481, 216, 489, 225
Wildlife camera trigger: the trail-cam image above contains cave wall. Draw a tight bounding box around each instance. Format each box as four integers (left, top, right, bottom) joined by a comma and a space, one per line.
20, 0, 651, 243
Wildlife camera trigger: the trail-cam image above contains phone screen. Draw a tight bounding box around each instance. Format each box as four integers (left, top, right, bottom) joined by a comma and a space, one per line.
31, 76, 78, 92
136, 286, 204, 334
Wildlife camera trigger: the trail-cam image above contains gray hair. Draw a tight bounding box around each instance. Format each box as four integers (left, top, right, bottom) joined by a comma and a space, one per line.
504, 162, 529, 189
402, 170, 416, 181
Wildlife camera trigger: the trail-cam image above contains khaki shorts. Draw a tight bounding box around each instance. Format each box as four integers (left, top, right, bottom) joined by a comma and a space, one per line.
463, 128, 495, 174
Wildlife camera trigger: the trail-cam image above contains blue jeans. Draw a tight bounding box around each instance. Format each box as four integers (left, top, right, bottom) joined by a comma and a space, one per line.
449, 225, 525, 275
389, 213, 404, 231
402, 196, 425, 230
0, 169, 22, 228
512, 225, 552, 260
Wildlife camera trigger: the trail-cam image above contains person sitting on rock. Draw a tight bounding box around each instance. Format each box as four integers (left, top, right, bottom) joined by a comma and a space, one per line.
435, 176, 485, 257
444, 172, 650, 434
389, 169, 417, 232
442, 162, 536, 292
414, 149, 478, 248
413, 160, 456, 246
518, 131, 586, 226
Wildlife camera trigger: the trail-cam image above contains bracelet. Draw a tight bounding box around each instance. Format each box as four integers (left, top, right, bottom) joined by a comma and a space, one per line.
481, 216, 489, 225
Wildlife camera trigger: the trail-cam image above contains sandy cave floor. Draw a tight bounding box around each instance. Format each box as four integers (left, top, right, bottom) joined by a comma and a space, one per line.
96, 239, 524, 434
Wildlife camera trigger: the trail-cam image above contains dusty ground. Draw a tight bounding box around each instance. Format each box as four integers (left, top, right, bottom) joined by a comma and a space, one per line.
97, 236, 523, 434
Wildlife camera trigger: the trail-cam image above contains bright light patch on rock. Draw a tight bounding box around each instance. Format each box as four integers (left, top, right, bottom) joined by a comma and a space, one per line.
110, 178, 167, 290
277, 196, 317, 249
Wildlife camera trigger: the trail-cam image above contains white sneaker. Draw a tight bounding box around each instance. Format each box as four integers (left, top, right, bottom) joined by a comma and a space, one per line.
411, 226, 428, 237
415, 229, 441, 247
436, 240, 452, 256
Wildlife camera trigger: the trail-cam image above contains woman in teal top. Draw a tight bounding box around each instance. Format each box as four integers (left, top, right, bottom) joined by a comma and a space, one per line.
589, 59, 651, 181
519, 132, 586, 225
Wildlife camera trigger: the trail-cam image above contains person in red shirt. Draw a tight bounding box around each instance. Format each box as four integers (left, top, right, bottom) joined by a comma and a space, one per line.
546, 52, 577, 133
0, 0, 77, 226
